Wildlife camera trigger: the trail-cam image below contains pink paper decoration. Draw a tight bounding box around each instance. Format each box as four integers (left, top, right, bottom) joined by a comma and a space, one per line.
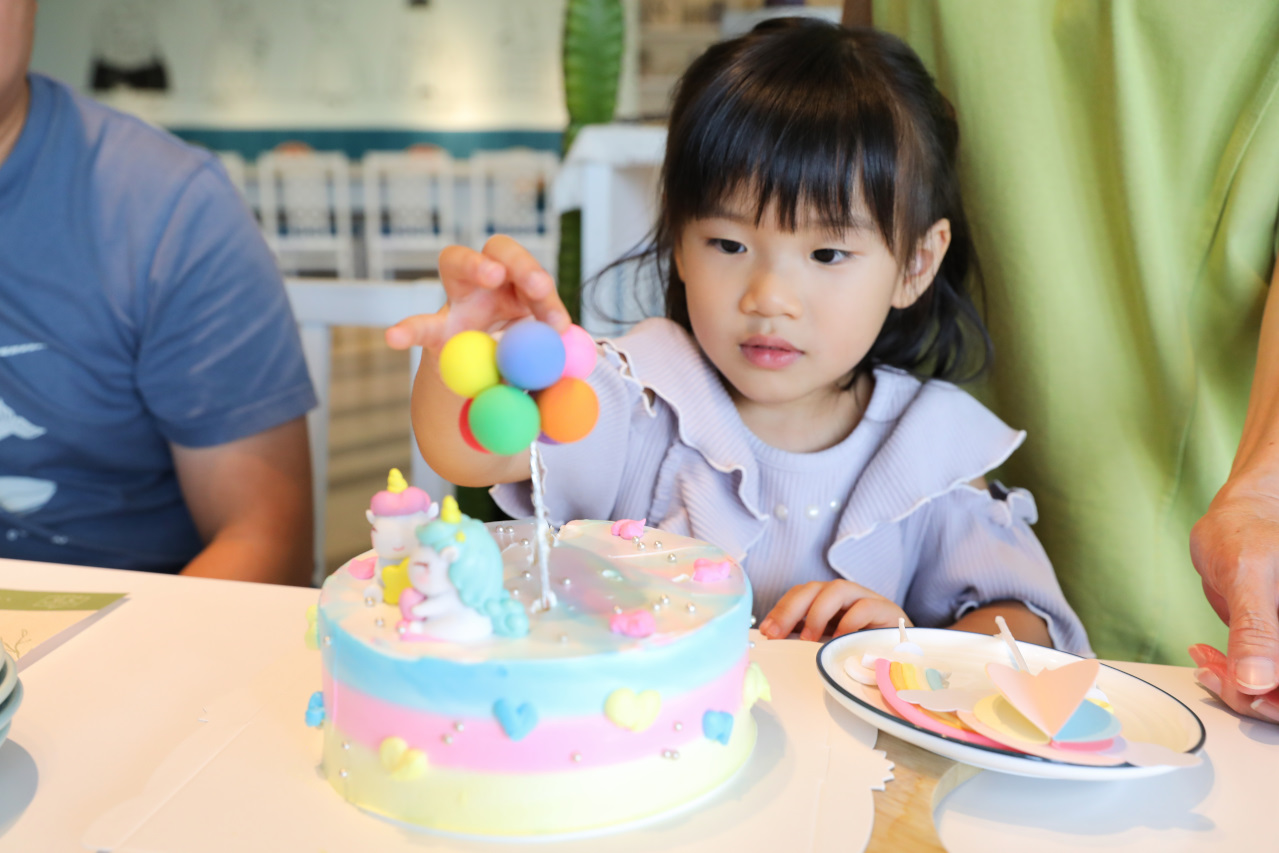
874, 658, 1007, 749
986, 659, 1100, 739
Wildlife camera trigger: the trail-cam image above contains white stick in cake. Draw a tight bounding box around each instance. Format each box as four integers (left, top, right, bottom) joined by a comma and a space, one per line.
994, 615, 1031, 673
528, 442, 557, 612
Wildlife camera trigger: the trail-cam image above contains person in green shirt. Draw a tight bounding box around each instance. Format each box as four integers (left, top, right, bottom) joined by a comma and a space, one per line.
842, 0, 1279, 724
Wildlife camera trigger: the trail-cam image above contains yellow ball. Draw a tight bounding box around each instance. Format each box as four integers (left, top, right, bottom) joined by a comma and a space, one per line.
439, 331, 500, 398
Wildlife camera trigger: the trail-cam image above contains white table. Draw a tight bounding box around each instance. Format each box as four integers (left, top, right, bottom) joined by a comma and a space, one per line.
0, 560, 890, 852
1, 559, 1274, 852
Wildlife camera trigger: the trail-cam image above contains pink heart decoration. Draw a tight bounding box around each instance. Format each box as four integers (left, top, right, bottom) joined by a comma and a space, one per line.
610, 518, 646, 539
986, 659, 1100, 739
399, 587, 426, 621
609, 609, 656, 638
693, 558, 732, 583
346, 555, 376, 580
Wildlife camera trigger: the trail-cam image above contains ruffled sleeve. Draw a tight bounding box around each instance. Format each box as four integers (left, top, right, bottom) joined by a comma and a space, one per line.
905, 485, 1093, 656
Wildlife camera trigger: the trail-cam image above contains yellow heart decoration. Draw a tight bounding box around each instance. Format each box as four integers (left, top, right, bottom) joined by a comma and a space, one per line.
304, 605, 319, 650
382, 557, 411, 606
605, 688, 662, 732
743, 663, 771, 709
379, 736, 429, 781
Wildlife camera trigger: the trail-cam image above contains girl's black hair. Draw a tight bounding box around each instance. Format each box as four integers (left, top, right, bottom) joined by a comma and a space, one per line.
618, 17, 991, 384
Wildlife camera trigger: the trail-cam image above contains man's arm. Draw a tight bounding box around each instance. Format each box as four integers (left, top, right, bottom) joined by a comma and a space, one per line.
1190, 259, 1279, 723
172, 417, 313, 586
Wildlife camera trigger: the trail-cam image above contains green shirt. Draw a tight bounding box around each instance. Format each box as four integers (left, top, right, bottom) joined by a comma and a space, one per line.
877, 0, 1279, 662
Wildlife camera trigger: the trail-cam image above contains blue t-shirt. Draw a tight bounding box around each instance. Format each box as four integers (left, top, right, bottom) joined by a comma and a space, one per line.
0, 74, 317, 573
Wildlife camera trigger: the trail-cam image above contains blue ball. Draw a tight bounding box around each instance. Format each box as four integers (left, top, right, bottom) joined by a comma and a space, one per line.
496, 320, 567, 391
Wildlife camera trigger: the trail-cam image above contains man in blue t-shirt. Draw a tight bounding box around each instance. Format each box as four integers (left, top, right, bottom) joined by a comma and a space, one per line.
0, 2, 317, 584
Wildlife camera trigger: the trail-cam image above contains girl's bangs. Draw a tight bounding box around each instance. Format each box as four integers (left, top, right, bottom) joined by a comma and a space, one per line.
665, 41, 903, 248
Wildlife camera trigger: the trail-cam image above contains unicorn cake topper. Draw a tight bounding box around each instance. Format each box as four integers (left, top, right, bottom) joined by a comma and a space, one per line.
398, 496, 530, 643
364, 468, 438, 605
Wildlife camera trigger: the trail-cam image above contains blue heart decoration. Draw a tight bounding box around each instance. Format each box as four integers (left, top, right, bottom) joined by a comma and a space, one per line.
702, 709, 734, 745
494, 699, 539, 741
1053, 697, 1122, 743
305, 691, 325, 728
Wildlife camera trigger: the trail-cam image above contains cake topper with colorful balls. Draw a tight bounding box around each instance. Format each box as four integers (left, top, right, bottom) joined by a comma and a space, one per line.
439, 320, 599, 455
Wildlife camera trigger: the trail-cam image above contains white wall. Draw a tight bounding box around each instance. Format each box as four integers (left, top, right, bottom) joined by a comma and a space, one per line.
30, 0, 592, 131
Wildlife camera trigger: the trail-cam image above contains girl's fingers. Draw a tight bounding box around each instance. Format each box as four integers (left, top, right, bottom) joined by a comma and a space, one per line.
799, 582, 870, 642
438, 244, 506, 297
834, 598, 908, 636
760, 582, 824, 639
386, 310, 449, 352
482, 235, 571, 330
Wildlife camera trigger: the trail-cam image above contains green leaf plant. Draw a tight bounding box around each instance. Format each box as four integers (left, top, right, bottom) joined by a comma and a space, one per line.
557, 0, 625, 324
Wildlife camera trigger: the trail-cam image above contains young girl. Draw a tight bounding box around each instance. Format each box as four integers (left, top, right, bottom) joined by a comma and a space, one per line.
388, 19, 1090, 655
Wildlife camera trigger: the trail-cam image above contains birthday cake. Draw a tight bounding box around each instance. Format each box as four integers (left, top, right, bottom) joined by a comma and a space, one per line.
307, 478, 767, 837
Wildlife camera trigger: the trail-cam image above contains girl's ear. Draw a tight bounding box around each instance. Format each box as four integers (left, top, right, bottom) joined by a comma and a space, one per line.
891, 218, 952, 309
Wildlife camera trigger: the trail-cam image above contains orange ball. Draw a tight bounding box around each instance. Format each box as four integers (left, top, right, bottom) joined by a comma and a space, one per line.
535, 378, 599, 444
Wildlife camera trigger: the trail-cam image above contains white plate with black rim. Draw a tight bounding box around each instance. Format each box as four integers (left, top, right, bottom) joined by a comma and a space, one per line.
817, 627, 1205, 781
0, 649, 15, 705
0, 650, 19, 749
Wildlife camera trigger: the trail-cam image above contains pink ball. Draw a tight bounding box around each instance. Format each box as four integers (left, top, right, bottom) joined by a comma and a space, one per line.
560, 324, 597, 380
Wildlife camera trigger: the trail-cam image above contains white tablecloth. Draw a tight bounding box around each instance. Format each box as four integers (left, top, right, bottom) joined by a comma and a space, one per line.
0, 560, 889, 852
1, 558, 1274, 851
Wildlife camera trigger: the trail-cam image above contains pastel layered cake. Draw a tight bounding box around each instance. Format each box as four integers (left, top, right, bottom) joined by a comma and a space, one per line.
312, 512, 768, 837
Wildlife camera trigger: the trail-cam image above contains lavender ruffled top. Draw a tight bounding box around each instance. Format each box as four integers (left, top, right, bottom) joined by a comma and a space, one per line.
494, 319, 1091, 656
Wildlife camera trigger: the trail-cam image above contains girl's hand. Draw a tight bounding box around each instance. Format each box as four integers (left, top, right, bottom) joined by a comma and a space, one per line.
1189, 480, 1279, 723
386, 236, 571, 354
759, 580, 909, 641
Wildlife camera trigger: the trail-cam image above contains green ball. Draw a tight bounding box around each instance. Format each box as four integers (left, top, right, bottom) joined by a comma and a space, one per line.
468, 385, 541, 455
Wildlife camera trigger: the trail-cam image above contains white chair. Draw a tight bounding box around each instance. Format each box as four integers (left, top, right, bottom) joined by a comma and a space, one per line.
215, 150, 249, 202
552, 124, 666, 337
285, 277, 452, 585
259, 149, 356, 278
469, 149, 560, 274
364, 149, 457, 279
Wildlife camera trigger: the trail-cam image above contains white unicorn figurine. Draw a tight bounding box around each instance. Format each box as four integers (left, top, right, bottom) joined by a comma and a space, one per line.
364, 468, 436, 605
399, 496, 528, 643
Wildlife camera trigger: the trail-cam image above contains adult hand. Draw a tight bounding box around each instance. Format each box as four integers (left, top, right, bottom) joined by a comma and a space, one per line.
1189, 480, 1279, 723
386, 235, 571, 354
760, 580, 909, 641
